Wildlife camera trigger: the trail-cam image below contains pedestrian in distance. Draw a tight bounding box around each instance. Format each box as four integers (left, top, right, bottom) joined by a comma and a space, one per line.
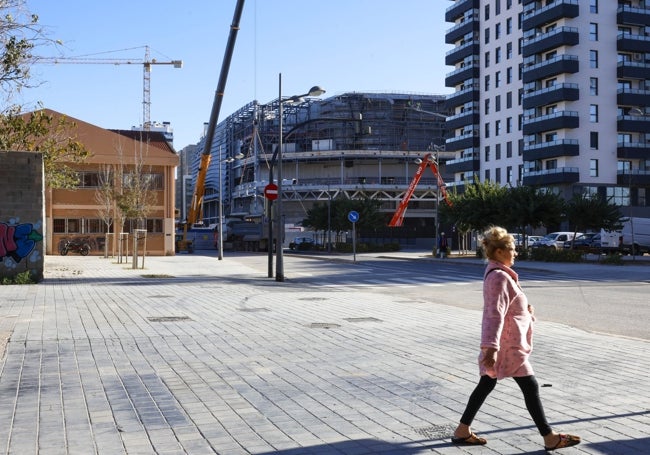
438, 232, 448, 258
452, 226, 581, 451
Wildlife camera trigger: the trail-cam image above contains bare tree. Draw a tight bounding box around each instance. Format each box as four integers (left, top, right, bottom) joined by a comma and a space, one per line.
95, 164, 116, 258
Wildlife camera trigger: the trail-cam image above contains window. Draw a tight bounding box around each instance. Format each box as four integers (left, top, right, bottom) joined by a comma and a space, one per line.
485, 27, 490, 44
485, 4, 490, 20
545, 132, 558, 142
495, 0, 501, 15
590, 77, 598, 95
485, 122, 490, 138
485, 98, 490, 115
591, 132, 599, 149
495, 71, 501, 88
506, 42, 512, 60
607, 187, 630, 206
590, 159, 599, 177
590, 50, 599, 68
495, 120, 502, 136
506, 91, 512, 108
495, 95, 501, 112
546, 159, 557, 170
590, 104, 599, 123
77, 171, 100, 188
485, 51, 490, 67
495, 167, 501, 184
496, 143, 502, 159
507, 166, 513, 183
485, 169, 491, 182
506, 0, 512, 9
506, 141, 513, 158
506, 17, 512, 35
485, 75, 490, 91
589, 23, 598, 41
495, 23, 501, 40
506, 117, 513, 133
495, 47, 501, 64
590, 0, 598, 14
485, 145, 491, 162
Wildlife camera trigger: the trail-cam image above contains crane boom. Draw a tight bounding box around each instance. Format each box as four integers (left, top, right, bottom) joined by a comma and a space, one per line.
388, 153, 452, 227
35, 46, 182, 129
185, 0, 245, 228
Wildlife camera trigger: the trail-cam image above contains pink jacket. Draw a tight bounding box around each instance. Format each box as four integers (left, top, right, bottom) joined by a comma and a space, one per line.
479, 260, 535, 379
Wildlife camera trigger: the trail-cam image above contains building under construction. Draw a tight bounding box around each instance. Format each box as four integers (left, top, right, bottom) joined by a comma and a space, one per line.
187, 91, 451, 246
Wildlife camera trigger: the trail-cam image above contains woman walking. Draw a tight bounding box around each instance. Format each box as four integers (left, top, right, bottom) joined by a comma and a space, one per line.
452, 226, 580, 451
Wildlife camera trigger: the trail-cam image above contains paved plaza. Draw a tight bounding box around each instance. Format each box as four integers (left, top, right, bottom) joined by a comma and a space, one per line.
0, 253, 648, 454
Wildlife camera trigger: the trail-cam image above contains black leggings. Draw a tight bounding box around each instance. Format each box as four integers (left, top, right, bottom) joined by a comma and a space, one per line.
460, 375, 552, 436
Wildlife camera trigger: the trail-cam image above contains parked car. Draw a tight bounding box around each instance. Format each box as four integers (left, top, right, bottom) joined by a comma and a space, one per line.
289, 237, 316, 250
527, 235, 543, 246
533, 232, 583, 249
563, 233, 597, 251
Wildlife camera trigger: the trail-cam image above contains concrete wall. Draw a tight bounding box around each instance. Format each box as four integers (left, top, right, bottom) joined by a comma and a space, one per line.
0, 151, 45, 282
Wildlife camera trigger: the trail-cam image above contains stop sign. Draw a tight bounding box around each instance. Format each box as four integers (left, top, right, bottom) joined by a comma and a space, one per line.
264, 183, 278, 200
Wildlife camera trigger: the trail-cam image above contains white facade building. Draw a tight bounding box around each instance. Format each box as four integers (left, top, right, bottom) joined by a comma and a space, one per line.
445, 0, 650, 218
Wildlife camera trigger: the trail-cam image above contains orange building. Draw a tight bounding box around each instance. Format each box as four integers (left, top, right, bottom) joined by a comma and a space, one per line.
43, 110, 179, 256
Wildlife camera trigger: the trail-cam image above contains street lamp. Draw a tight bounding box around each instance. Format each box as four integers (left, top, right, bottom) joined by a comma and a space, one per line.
218, 150, 244, 260
275, 73, 325, 282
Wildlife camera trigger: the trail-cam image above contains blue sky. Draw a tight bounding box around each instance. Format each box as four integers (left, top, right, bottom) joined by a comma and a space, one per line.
23, 1, 453, 149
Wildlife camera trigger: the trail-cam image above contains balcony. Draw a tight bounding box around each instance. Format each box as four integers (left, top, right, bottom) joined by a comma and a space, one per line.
618, 142, 650, 159
444, 154, 480, 174
522, 27, 579, 58
617, 32, 650, 54
445, 61, 480, 87
445, 110, 479, 130
523, 111, 579, 135
445, 40, 480, 66
522, 167, 579, 186
618, 5, 650, 27
523, 0, 579, 31
445, 85, 480, 109
618, 170, 650, 186
522, 83, 579, 109
617, 113, 650, 132
618, 59, 650, 79
522, 54, 579, 83
445, 0, 480, 22
523, 139, 579, 161
618, 88, 650, 107
445, 131, 480, 151
445, 11, 479, 44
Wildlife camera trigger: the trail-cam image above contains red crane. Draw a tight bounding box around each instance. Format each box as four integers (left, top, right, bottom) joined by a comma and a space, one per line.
388, 153, 452, 227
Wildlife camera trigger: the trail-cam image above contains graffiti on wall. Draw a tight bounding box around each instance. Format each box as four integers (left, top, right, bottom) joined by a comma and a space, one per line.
0, 219, 43, 268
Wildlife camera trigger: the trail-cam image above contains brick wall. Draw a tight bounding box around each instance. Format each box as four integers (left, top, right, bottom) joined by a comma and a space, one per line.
0, 151, 44, 282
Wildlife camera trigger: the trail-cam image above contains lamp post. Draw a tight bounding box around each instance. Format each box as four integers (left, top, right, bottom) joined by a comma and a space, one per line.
218, 151, 244, 260
275, 73, 325, 282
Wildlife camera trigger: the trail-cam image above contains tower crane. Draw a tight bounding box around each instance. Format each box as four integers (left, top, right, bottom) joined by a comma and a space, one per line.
35, 45, 182, 129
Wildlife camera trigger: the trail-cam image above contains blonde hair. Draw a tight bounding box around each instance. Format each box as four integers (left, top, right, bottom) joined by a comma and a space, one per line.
480, 226, 515, 260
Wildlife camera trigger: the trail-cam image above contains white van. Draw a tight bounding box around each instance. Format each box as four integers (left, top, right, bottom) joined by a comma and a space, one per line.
621, 217, 650, 255
533, 232, 582, 249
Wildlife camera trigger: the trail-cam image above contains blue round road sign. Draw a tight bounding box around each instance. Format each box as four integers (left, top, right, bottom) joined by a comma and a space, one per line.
348, 210, 359, 223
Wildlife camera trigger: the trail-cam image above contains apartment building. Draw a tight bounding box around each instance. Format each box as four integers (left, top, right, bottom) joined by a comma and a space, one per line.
445, 0, 650, 218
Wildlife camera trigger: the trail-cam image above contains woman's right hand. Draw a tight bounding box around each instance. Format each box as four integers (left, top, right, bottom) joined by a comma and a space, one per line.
481, 347, 498, 368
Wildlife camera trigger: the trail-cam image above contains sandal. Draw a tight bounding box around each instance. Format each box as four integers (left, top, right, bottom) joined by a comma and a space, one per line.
544, 433, 581, 451
451, 432, 487, 445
